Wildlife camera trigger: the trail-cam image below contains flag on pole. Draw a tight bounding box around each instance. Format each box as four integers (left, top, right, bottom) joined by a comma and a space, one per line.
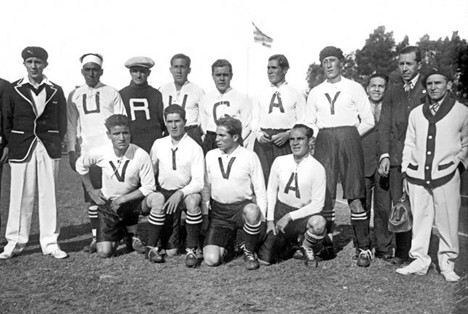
252, 22, 273, 48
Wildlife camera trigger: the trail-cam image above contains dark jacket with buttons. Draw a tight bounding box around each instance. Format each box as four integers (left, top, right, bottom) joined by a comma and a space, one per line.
2, 78, 67, 162
379, 76, 426, 167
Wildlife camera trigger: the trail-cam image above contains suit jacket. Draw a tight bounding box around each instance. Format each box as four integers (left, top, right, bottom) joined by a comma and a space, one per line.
379, 76, 426, 166
0, 78, 10, 152
3, 78, 67, 162
361, 124, 379, 177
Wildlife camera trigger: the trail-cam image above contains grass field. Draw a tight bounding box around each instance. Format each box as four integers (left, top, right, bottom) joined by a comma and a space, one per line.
0, 158, 467, 313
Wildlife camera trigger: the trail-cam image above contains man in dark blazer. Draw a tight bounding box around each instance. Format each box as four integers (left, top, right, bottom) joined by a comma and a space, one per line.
361, 74, 392, 260
0, 47, 68, 260
0, 77, 10, 234
378, 46, 426, 266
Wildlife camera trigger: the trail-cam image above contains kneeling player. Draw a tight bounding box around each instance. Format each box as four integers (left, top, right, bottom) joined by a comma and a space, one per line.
258, 124, 329, 266
143, 105, 205, 267
76, 114, 157, 258
203, 116, 267, 270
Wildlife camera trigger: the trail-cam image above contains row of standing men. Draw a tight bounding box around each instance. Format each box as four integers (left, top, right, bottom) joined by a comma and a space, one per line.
0, 45, 466, 282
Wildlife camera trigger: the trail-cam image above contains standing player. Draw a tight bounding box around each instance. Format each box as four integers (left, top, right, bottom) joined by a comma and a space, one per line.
199, 59, 252, 153
159, 54, 205, 146
0, 47, 68, 259
120, 56, 166, 153
120, 56, 165, 153
67, 53, 131, 253
307, 46, 375, 267
361, 74, 393, 260
379, 46, 426, 266
252, 54, 307, 184
202, 116, 266, 270
397, 69, 468, 282
75, 114, 158, 258
143, 105, 205, 267
257, 124, 327, 266
0, 77, 10, 234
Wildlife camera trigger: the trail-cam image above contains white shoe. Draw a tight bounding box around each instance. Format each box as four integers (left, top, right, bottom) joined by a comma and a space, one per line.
0, 251, 16, 260
396, 264, 427, 276
46, 248, 69, 259
441, 270, 460, 282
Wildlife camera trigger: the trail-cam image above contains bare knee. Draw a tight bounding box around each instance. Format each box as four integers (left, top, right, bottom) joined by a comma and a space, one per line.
306, 215, 327, 236
96, 241, 116, 258
184, 194, 201, 215
142, 192, 165, 216
242, 204, 262, 225
203, 246, 222, 267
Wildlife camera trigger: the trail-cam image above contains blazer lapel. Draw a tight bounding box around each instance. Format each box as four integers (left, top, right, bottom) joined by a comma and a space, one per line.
14, 79, 38, 116
44, 83, 57, 107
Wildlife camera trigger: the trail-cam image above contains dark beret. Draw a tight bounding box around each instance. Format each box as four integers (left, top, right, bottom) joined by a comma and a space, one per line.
422, 68, 452, 88
21, 46, 48, 62
319, 46, 344, 62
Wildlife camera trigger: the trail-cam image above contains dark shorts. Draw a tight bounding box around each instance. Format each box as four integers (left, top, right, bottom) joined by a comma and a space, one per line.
204, 199, 252, 248
274, 201, 318, 241
258, 201, 324, 263
83, 165, 102, 203
96, 199, 141, 243
202, 131, 217, 155
158, 188, 185, 250
185, 125, 203, 148
253, 128, 291, 184
314, 126, 365, 200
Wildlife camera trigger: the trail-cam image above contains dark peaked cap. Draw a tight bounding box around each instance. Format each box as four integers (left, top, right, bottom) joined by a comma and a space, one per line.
22, 46, 48, 61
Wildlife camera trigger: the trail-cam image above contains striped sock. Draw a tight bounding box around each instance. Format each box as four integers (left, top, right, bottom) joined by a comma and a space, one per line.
147, 211, 165, 247
88, 205, 99, 237
185, 211, 202, 248
243, 221, 262, 252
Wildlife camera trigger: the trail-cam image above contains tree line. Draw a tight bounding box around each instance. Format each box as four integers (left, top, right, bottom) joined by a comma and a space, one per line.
306, 26, 468, 100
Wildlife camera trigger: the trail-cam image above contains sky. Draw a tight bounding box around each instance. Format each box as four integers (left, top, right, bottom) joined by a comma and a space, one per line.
0, 0, 467, 97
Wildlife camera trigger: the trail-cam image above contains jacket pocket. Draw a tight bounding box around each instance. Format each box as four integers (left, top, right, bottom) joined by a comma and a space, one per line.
438, 161, 454, 171
48, 130, 59, 133
11, 130, 25, 134
408, 163, 418, 170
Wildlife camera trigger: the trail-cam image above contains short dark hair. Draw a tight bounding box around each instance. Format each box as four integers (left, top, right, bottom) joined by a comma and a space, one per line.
367, 73, 388, 87
170, 53, 191, 67
105, 114, 129, 131
269, 54, 289, 70
211, 59, 232, 74
399, 46, 422, 63
164, 104, 186, 122
217, 115, 242, 139
292, 124, 314, 139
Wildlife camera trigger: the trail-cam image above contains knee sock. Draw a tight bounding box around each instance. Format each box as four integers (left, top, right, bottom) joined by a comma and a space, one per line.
185, 211, 202, 249
147, 211, 165, 247
243, 221, 262, 252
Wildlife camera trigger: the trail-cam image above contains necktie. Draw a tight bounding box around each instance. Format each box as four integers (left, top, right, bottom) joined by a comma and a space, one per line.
430, 102, 440, 115
404, 82, 412, 93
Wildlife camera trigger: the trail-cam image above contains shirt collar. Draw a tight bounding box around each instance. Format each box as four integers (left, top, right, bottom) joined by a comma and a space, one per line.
405, 74, 420, 88
270, 81, 288, 88
19, 75, 51, 86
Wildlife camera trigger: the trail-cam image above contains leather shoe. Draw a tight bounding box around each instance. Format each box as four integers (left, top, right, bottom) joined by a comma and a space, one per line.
396, 265, 427, 276
441, 270, 460, 282
388, 256, 409, 266
46, 248, 69, 259
375, 252, 393, 261
0, 251, 16, 260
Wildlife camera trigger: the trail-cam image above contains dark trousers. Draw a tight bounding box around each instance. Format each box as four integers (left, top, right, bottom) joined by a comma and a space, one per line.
253, 129, 291, 185
364, 170, 393, 254
389, 166, 411, 259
